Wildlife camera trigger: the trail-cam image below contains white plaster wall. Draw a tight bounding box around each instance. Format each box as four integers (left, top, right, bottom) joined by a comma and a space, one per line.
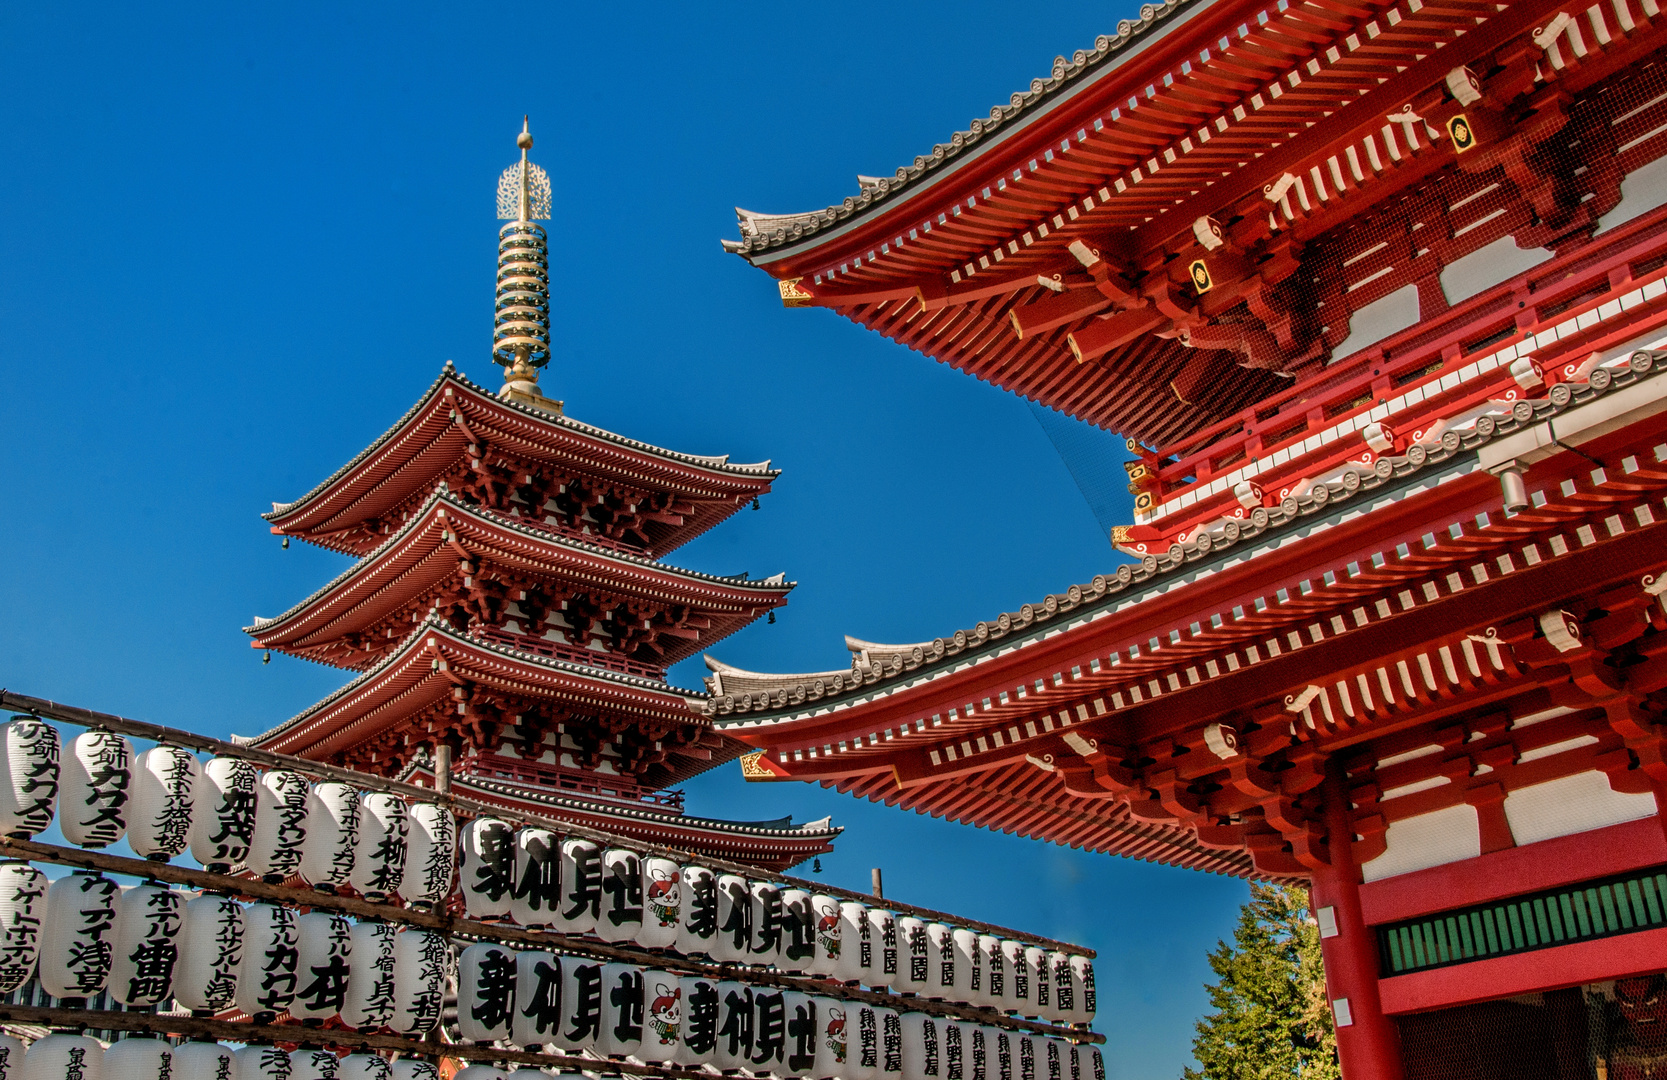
1502, 769, 1657, 847
1439, 234, 1553, 306
1361, 802, 1481, 882
1330, 283, 1422, 362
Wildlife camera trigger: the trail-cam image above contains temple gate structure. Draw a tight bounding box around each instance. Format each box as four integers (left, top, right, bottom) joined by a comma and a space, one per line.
713, 1, 1667, 1075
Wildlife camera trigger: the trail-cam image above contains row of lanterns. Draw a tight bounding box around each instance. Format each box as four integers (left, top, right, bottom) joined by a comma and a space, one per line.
9, 1036, 440, 1080
459, 820, 1095, 1022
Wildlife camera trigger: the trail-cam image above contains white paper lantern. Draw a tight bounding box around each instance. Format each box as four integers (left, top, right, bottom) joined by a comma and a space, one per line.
233, 1046, 292, 1080
895, 916, 929, 993
900, 1011, 945, 1080
638, 969, 681, 1062
674, 864, 715, 956
781, 888, 816, 972
878, 1008, 905, 1080
350, 793, 408, 902
103, 1038, 171, 1080
597, 848, 642, 943
1001, 941, 1032, 1016
553, 837, 601, 934
290, 1048, 340, 1080
248, 769, 309, 882
598, 961, 645, 1057
236, 901, 300, 1020
747, 880, 783, 965
189, 757, 257, 872
337, 1056, 390, 1080
845, 1001, 882, 1080
457, 941, 517, 1043
746, 987, 788, 1072
341, 920, 398, 1031
924, 923, 956, 1000
401, 803, 455, 905
21, 1034, 101, 1080
808, 894, 842, 976
812, 996, 849, 1079
390, 928, 448, 1035
1013, 1035, 1039, 1080
711, 874, 751, 963
988, 1028, 1015, 1080
967, 1026, 990, 1080
0, 718, 58, 841
0, 1035, 21, 1080
1023, 946, 1052, 1019
952, 928, 983, 1004
59, 730, 131, 848
291, 910, 353, 1021
170, 1041, 235, 1080
39, 870, 118, 998
558, 956, 605, 1052
835, 900, 872, 983
174, 893, 244, 1013
510, 949, 562, 1049
391, 1062, 439, 1080
1045, 951, 1074, 1023
128, 746, 198, 861
0, 861, 45, 993
108, 883, 181, 1007
1071, 1044, 1104, 1080
712, 980, 755, 1070
979, 935, 1006, 1009
781, 991, 818, 1076
869, 908, 899, 988
1042, 1039, 1065, 1080
508, 827, 559, 927
942, 1022, 968, 1080
453, 1069, 507, 1080
676, 972, 720, 1066
459, 817, 514, 919
1069, 955, 1096, 1021
637, 855, 680, 948
300, 782, 360, 891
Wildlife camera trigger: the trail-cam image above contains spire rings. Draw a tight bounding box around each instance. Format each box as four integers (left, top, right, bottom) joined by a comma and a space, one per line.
493, 221, 551, 367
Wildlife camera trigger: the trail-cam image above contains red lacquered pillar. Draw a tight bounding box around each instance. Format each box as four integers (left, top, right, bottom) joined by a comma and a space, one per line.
1309, 759, 1405, 1080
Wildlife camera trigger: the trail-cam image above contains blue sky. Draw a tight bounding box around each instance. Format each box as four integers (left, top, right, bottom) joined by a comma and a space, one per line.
0, 4, 1247, 1075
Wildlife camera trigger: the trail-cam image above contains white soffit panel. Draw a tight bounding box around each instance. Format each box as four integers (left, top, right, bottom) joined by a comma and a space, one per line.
1502, 770, 1658, 848
1362, 803, 1482, 883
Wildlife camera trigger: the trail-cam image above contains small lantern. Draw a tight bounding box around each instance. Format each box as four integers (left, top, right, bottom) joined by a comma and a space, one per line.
941, 1021, 967, 1080
711, 874, 751, 963
712, 980, 755, 1070
1047, 951, 1075, 1024
0, 862, 46, 993
401, 803, 455, 905
247, 769, 309, 882
290, 910, 353, 1021
900, 1011, 945, 1080
107, 883, 181, 1007
341, 920, 398, 1032
233, 1047, 293, 1080
809, 894, 842, 977
235, 902, 300, 1021
1001, 940, 1033, 1015
508, 827, 559, 927
558, 956, 606, 1052
746, 987, 788, 1072
21, 1034, 101, 1080
979, 934, 1006, 1009
811, 995, 849, 1079
878, 1007, 905, 1080
128, 746, 197, 861
1023, 946, 1052, 1018
597, 961, 645, 1058
1069, 954, 1096, 1021
639, 969, 682, 1063
844, 1001, 882, 1080
189, 757, 257, 872
0, 717, 58, 840
781, 991, 818, 1076
674, 864, 715, 956
174, 893, 245, 1014
103, 1038, 172, 1080
337, 1055, 391, 1080
1072, 1044, 1105, 1080
390, 928, 448, 1036
780, 888, 816, 972
637, 855, 680, 948
924, 923, 956, 1000
869, 908, 899, 988
553, 837, 601, 934
39, 870, 119, 999
988, 1028, 1015, 1080
510, 949, 562, 1049
457, 941, 517, 1043
952, 928, 983, 1004
59, 730, 131, 849
0, 1034, 21, 1080
676, 972, 720, 1066
459, 818, 514, 919
299, 782, 360, 891
171, 1042, 236, 1080
289, 1048, 342, 1080
596, 848, 643, 943
391, 1062, 439, 1080
349, 792, 408, 902
835, 899, 872, 984
894, 916, 929, 993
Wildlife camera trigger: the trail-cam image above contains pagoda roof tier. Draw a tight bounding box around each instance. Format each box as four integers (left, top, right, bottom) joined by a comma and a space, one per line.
401, 760, 839, 872
710, 362, 1667, 876
250, 618, 723, 770
267, 366, 778, 557
723, 0, 1667, 446
247, 490, 792, 671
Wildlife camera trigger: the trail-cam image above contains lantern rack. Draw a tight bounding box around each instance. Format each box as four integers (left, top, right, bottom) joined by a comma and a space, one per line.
0, 690, 1092, 956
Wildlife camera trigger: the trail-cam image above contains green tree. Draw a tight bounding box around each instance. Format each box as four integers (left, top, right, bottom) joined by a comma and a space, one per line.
1183, 883, 1341, 1080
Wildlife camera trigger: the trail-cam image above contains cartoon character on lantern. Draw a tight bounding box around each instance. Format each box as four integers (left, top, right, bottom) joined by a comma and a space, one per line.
646, 866, 680, 927
826, 1006, 849, 1064
647, 979, 682, 1048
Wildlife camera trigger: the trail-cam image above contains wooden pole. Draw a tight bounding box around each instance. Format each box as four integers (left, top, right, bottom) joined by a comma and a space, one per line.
872, 867, 884, 899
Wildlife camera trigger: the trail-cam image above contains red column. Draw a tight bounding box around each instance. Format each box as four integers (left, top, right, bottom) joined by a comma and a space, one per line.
1310, 759, 1405, 1080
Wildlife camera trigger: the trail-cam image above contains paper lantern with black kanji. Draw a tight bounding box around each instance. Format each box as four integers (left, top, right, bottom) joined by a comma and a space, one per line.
508, 826, 558, 927
597, 961, 645, 1058
941, 1021, 968, 1080
21, 1034, 102, 1080
350, 793, 407, 902
834, 900, 872, 984
1013, 1034, 1039, 1080
597, 848, 642, 944
0, 1035, 21, 1080
337, 1056, 390, 1080
452, 1068, 507, 1080
553, 837, 600, 934
1069, 955, 1096, 1022
39, 870, 118, 998
128, 746, 198, 861
1001, 940, 1032, 1016
711, 873, 751, 963
636, 855, 679, 948
1071, 1044, 1104, 1080
1045, 951, 1075, 1024
894, 916, 929, 993
189, 757, 257, 872
245, 768, 307, 882
674, 864, 715, 956
878, 1007, 905, 1080
390, 1062, 438, 1080
457, 941, 517, 1043
0, 717, 58, 841
923, 923, 955, 1000
639, 969, 681, 1063
869, 908, 898, 988
510, 949, 561, 1049
401, 803, 455, 905
745, 880, 782, 966
811, 996, 849, 1079
103, 1038, 172, 1080
390, 927, 448, 1035
676, 972, 719, 1066
987, 1027, 1014, 1080
712, 979, 755, 1071
233, 1046, 292, 1080
169, 1041, 235, 1080
236, 901, 299, 1020
979, 935, 1006, 1009
1041, 1038, 1064, 1080
967, 1026, 990, 1080
900, 1011, 945, 1080
781, 991, 818, 1077
558, 955, 605, 1053
291, 910, 353, 1021
808, 894, 842, 977
460, 817, 514, 919
174, 893, 244, 1013
289, 1048, 341, 1080
745, 986, 788, 1072
780, 888, 816, 973
300, 782, 360, 890
1023, 946, 1052, 1019
951, 928, 983, 1004
0, 861, 45, 993
59, 729, 131, 848
844, 1001, 881, 1080
108, 883, 181, 1007
341, 919, 398, 1032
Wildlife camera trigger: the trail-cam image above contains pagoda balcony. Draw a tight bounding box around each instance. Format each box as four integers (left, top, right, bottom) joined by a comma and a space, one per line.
460, 750, 686, 811
474, 625, 668, 682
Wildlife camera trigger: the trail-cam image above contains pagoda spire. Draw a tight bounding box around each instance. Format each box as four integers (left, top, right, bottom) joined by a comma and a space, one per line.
494, 117, 559, 413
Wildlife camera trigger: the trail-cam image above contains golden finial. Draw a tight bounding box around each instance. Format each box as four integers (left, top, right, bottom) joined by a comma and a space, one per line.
493, 119, 560, 414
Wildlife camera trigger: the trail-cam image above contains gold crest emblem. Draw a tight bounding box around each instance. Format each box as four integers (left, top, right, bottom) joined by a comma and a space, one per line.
1447, 114, 1476, 153
1188, 259, 1214, 294
739, 750, 778, 780
779, 278, 815, 307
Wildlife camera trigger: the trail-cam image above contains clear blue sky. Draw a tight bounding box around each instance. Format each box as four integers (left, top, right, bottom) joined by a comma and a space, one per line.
0, 4, 1248, 1076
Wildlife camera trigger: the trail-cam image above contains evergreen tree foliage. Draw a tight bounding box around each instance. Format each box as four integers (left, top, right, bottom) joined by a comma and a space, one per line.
1183, 883, 1341, 1080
